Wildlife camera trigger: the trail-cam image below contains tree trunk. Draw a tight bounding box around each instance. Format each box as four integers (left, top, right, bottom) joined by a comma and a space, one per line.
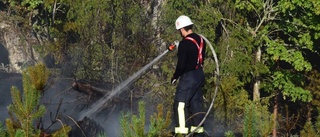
273, 94, 278, 137
253, 80, 260, 101
253, 46, 261, 101
72, 80, 109, 96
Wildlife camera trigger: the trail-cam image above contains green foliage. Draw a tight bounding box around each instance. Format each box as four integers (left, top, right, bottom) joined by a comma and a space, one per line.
306, 70, 320, 109
134, 59, 176, 107
132, 101, 146, 136
5, 118, 15, 137
271, 0, 320, 71
300, 114, 320, 137
233, 0, 319, 135
5, 64, 70, 137
0, 122, 8, 137
266, 71, 312, 102
120, 113, 131, 137
212, 75, 250, 125
6, 68, 46, 137
161, 0, 221, 40
243, 103, 258, 137
235, 0, 264, 11
243, 101, 273, 137
224, 130, 235, 137
14, 129, 28, 137
148, 104, 172, 137
5, 0, 70, 70
300, 121, 318, 137
6, 0, 43, 11
6, 0, 64, 39
27, 63, 50, 91
120, 101, 146, 137
120, 101, 172, 137
263, 36, 312, 71
20, 0, 43, 10
3, 0, 320, 135
64, 0, 160, 83
51, 125, 72, 137
234, 0, 319, 101
216, 28, 266, 80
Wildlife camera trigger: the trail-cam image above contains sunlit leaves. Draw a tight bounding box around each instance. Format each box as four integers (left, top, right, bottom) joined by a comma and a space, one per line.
278, 0, 320, 41
279, 0, 320, 15
264, 36, 312, 71
8, 0, 43, 10
233, 0, 318, 105
270, 71, 312, 102
21, 0, 43, 9
235, 0, 264, 11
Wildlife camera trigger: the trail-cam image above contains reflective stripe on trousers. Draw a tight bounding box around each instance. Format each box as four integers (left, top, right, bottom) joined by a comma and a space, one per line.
191, 126, 204, 133
175, 102, 189, 134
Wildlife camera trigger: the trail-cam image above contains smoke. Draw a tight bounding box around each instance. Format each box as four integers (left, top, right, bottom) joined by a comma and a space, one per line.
0, 72, 22, 123
78, 49, 170, 120
87, 102, 128, 137
39, 76, 84, 131
0, 40, 176, 135
43, 76, 138, 136
0, 46, 228, 136
0, 72, 232, 136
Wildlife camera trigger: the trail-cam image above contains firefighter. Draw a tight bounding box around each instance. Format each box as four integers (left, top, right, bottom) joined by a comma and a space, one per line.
171, 15, 206, 137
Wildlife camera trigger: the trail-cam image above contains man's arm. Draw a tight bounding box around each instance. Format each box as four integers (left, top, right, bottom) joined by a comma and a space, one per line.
173, 42, 187, 79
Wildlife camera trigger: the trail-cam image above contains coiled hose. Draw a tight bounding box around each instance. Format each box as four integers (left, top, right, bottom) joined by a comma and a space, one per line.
186, 34, 220, 137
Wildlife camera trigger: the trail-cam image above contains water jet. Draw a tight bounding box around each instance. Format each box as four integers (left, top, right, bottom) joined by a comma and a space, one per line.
79, 42, 179, 120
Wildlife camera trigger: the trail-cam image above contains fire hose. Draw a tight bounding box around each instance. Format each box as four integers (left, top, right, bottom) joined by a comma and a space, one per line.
79, 35, 219, 137
186, 34, 220, 136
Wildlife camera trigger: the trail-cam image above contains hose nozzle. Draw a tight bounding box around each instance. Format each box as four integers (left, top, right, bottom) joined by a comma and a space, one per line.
168, 44, 176, 51
168, 40, 179, 51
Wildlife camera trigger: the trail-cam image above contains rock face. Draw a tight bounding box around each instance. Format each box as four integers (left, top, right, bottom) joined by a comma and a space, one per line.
0, 12, 42, 73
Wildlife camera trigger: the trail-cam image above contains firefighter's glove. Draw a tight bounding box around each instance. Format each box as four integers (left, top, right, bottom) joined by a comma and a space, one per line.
174, 40, 179, 47
171, 77, 177, 85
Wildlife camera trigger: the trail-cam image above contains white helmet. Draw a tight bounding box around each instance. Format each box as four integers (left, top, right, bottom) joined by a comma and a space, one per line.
175, 15, 193, 30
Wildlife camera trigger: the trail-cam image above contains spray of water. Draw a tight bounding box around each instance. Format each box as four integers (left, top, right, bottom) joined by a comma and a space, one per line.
79, 49, 170, 120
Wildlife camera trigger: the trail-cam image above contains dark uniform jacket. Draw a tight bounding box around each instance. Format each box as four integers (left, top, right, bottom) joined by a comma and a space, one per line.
173, 33, 206, 79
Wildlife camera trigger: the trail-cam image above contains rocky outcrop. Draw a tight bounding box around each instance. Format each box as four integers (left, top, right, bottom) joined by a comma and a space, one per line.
0, 12, 42, 73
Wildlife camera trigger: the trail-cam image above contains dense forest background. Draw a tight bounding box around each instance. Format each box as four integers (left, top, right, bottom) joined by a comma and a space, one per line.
0, 0, 320, 136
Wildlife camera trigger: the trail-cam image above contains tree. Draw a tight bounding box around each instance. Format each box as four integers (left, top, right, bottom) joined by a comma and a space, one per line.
3, 0, 320, 136
6, 69, 46, 137
234, 0, 319, 136
62, 0, 161, 84
6, 64, 70, 137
